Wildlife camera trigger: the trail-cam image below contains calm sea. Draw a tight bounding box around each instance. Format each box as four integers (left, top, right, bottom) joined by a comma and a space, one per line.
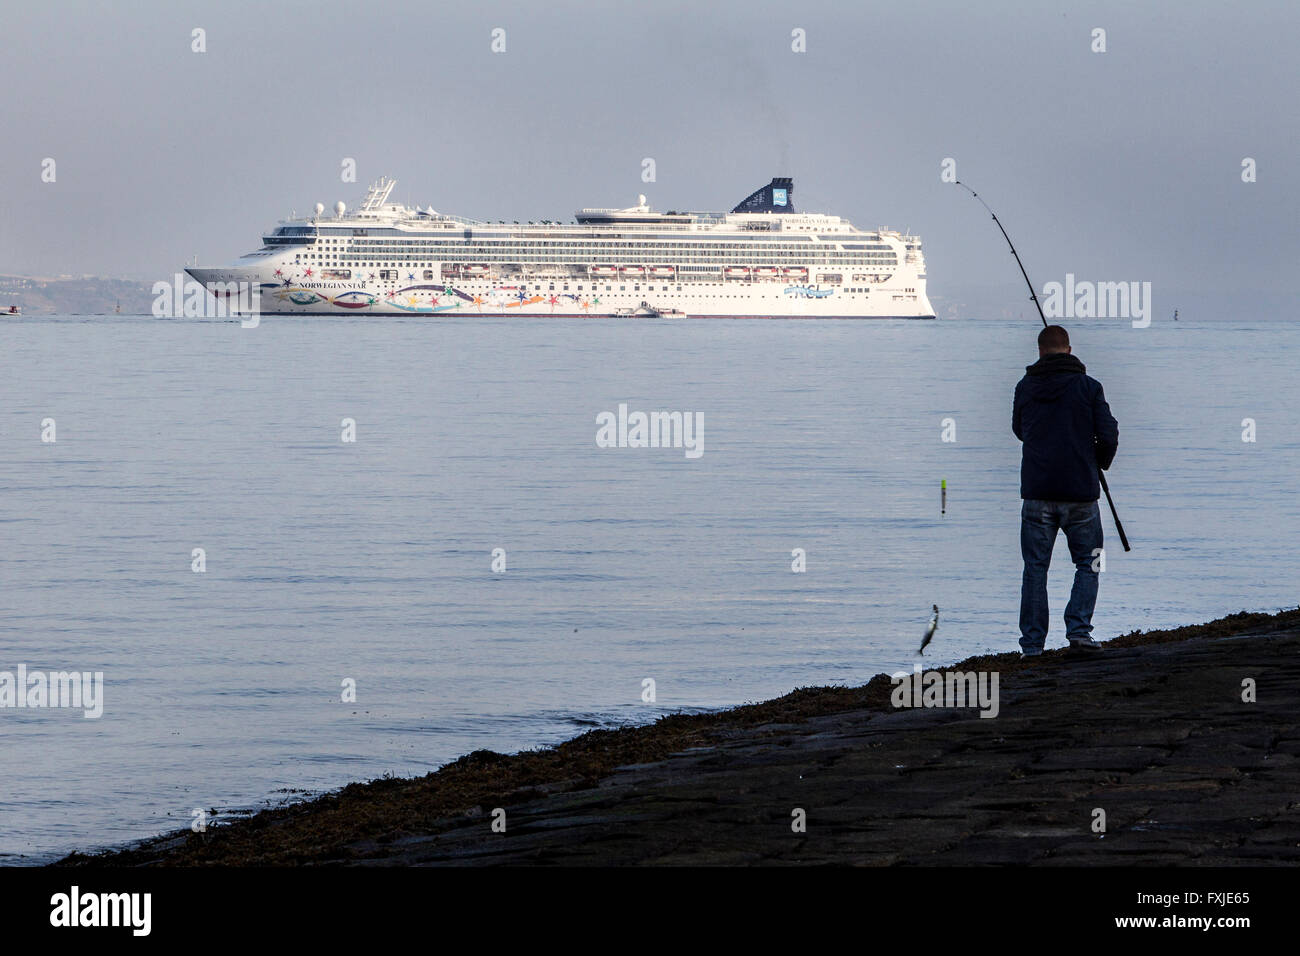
1, 314, 1296, 861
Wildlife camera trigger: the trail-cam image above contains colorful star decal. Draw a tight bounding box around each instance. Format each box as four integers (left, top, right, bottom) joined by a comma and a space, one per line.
386, 289, 396, 297
407, 273, 415, 280
430, 296, 440, 306
592, 297, 600, 305
274, 268, 283, 277
303, 268, 313, 277
581, 299, 591, 310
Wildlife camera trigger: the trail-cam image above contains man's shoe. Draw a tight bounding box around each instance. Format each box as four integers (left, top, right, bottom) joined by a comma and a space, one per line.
1067, 638, 1103, 654
1019, 649, 1043, 660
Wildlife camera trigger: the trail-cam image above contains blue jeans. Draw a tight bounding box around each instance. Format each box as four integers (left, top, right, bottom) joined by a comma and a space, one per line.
1019, 499, 1103, 653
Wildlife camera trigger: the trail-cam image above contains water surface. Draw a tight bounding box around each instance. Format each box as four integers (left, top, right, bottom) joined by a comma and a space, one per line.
1, 315, 1295, 861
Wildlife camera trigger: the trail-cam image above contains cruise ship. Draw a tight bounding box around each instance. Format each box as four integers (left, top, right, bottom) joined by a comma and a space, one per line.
187, 177, 934, 319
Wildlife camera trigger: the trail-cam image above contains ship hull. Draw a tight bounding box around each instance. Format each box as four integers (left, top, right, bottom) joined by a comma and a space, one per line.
185, 267, 935, 319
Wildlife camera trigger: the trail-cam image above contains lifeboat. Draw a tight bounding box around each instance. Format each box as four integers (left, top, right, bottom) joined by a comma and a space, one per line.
753, 266, 779, 278
619, 265, 646, 276
724, 267, 751, 278
782, 266, 808, 278
590, 265, 617, 276
463, 264, 490, 275
650, 265, 675, 277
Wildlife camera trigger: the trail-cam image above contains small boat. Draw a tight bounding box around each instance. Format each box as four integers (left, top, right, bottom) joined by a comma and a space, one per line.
463, 264, 490, 275
649, 265, 675, 277
724, 267, 750, 278
613, 301, 664, 318
782, 266, 808, 278
590, 265, 617, 276
619, 265, 645, 276
753, 267, 779, 278
5, 305, 21, 315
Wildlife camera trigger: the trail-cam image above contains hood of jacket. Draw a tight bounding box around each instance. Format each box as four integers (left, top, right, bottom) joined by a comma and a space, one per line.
1022, 352, 1087, 402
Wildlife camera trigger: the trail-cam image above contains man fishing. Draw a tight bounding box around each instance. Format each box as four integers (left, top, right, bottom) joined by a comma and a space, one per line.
1013, 325, 1120, 658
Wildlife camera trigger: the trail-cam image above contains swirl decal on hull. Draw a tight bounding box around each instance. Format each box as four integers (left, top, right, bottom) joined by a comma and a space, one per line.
270, 283, 479, 310
383, 284, 471, 312
331, 291, 378, 309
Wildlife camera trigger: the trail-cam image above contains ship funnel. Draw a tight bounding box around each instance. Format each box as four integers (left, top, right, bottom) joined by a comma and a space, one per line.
731, 177, 795, 214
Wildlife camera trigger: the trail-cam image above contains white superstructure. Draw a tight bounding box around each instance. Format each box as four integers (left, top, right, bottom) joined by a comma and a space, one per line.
187, 177, 935, 318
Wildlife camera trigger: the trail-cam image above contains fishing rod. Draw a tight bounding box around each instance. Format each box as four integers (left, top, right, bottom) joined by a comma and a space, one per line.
956, 181, 1131, 552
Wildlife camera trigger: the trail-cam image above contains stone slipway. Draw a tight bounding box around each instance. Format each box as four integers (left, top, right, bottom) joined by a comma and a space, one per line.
62, 608, 1300, 866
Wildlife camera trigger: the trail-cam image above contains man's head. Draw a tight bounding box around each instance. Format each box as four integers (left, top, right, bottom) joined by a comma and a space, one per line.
1038, 324, 1071, 357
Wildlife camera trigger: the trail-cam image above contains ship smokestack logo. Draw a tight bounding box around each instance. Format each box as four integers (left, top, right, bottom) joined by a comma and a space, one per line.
731, 177, 795, 214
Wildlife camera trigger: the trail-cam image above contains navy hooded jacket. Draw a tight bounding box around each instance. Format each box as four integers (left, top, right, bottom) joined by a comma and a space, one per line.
1012, 353, 1119, 502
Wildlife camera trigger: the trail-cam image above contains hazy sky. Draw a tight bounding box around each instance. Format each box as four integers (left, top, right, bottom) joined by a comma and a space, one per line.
2, 0, 1296, 317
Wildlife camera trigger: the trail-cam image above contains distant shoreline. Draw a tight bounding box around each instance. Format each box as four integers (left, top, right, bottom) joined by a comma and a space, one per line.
56, 605, 1300, 867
